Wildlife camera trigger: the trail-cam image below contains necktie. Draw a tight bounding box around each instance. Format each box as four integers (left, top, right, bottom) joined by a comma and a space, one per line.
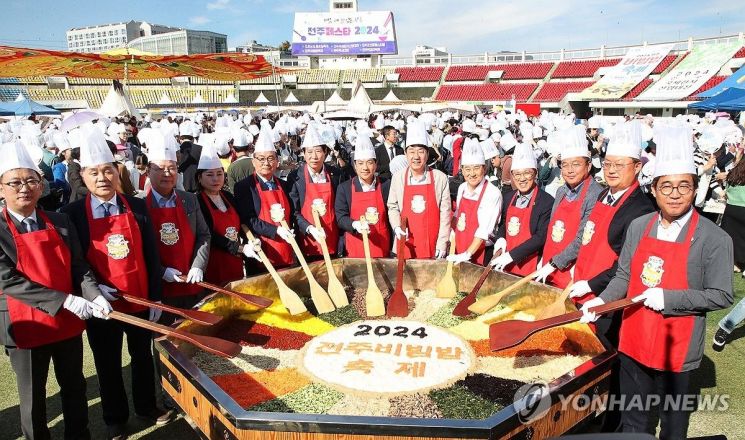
23, 218, 37, 233
266, 180, 275, 190
605, 193, 614, 205
102, 202, 113, 217
389, 147, 395, 161
158, 198, 168, 208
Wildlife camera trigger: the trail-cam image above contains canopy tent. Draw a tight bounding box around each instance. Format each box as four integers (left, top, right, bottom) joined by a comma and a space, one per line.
157, 92, 173, 105
98, 82, 141, 119
254, 92, 270, 104
223, 93, 239, 104
689, 87, 745, 111
381, 89, 401, 102
284, 91, 299, 103
0, 94, 61, 116
714, 91, 745, 111
698, 64, 745, 98
0, 45, 284, 81
346, 80, 374, 115
192, 93, 206, 104
325, 90, 347, 106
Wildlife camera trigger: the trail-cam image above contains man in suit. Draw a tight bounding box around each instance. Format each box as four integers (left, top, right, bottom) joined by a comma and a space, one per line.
491, 142, 554, 275
288, 124, 347, 258
67, 147, 89, 202
61, 126, 169, 440
177, 129, 203, 193
0, 139, 108, 440
374, 125, 403, 180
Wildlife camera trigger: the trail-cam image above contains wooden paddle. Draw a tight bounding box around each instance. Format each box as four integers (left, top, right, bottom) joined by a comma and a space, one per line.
117, 293, 222, 326
311, 209, 349, 308
196, 281, 273, 309
467, 269, 540, 315
488, 297, 640, 352
435, 229, 458, 298
386, 217, 409, 317
534, 282, 575, 320
279, 220, 336, 314
241, 226, 307, 315
452, 250, 503, 316
108, 311, 241, 358
360, 216, 385, 317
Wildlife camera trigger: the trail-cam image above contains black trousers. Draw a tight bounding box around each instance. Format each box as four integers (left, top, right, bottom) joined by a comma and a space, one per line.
86, 311, 157, 427
618, 353, 692, 440
6, 335, 90, 440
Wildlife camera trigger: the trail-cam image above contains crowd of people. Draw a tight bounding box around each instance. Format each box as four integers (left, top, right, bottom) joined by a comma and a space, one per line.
0, 105, 744, 440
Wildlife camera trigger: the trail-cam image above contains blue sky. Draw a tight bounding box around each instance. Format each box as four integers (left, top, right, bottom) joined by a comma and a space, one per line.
1, 0, 744, 56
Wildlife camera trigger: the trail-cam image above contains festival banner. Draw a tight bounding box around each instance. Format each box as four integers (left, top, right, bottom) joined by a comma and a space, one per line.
637, 41, 742, 101
697, 63, 745, 98
291, 11, 397, 56
580, 43, 674, 100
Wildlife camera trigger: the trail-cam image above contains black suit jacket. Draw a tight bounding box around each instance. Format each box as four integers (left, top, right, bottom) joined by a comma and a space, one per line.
61, 194, 163, 301
496, 187, 554, 264
0, 209, 100, 347
287, 164, 348, 235
375, 143, 404, 180
234, 174, 294, 239
335, 177, 391, 233
586, 186, 657, 292
177, 141, 203, 193
66, 161, 89, 203
197, 190, 243, 256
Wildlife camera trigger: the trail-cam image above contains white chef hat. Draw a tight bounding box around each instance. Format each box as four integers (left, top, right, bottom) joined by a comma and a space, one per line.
0, 140, 42, 177
53, 131, 73, 153
460, 137, 486, 166
605, 120, 642, 159
511, 142, 537, 170
79, 123, 115, 168
462, 119, 477, 134
697, 125, 724, 154
254, 125, 277, 154
480, 139, 499, 160
500, 131, 517, 152
389, 155, 409, 176
301, 123, 325, 150
587, 115, 601, 129
231, 128, 252, 148
147, 131, 178, 162
197, 144, 223, 170
248, 124, 260, 137
354, 135, 376, 161
405, 119, 430, 149
559, 125, 590, 159
652, 124, 696, 178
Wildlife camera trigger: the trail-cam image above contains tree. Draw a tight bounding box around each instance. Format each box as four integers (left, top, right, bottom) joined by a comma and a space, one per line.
279, 40, 291, 53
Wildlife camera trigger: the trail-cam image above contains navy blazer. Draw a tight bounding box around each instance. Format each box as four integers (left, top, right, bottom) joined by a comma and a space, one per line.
374, 143, 404, 180
234, 174, 294, 239
496, 187, 554, 264
61, 194, 163, 301
287, 164, 348, 236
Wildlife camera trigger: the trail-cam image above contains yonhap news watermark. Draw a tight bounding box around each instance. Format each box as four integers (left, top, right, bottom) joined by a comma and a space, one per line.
513, 381, 730, 424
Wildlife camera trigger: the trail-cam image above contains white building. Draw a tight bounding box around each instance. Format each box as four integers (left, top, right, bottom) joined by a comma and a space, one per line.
128, 30, 227, 55
66, 21, 179, 53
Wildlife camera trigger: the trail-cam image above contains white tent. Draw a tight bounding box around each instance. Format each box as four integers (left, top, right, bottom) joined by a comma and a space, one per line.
224, 93, 239, 104
381, 89, 401, 103
157, 92, 173, 105
325, 90, 347, 106
98, 84, 142, 119
285, 91, 299, 103
192, 93, 205, 104
255, 92, 270, 104
346, 80, 374, 115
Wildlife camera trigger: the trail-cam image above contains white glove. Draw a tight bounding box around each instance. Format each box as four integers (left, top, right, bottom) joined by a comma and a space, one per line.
534, 263, 556, 283
493, 237, 507, 255
435, 249, 447, 259
98, 284, 118, 301
91, 295, 112, 320
163, 267, 183, 283
306, 225, 326, 242
633, 287, 665, 312
579, 297, 605, 323
185, 267, 204, 284
352, 220, 369, 234
569, 280, 592, 299
242, 239, 262, 261
490, 252, 513, 271
63, 295, 93, 320
276, 226, 294, 242
394, 226, 408, 241
446, 251, 471, 264
149, 302, 163, 322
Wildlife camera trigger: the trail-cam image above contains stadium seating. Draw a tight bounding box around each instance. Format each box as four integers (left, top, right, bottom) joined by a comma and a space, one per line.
435, 83, 538, 101
734, 46, 745, 58
445, 63, 553, 81
533, 81, 594, 102
341, 68, 394, 83
394, 66, 445, 82
688, 75, 728, 98
650, 54, 679, 75
0, 88, 27, 101
552, 58, 621, 78
620, 78, 654, 100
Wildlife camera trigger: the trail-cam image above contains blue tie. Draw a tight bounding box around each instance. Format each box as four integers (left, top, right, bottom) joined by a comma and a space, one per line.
266, 181, 275, 190
102, 202, 113, 217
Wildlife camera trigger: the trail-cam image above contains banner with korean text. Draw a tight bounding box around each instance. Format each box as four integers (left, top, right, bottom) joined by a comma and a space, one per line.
637, 41, 742, 101
291, 11, 397, 56
580, 43, 674, 100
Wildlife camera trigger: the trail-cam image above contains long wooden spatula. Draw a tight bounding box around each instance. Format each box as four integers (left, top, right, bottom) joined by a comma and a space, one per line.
311, 209, 349, 307
468, 269, 540, 315
360, 216, 385, 317
118, 293, 222, 326
386, 217, 409, 317
435, 230, 458, 298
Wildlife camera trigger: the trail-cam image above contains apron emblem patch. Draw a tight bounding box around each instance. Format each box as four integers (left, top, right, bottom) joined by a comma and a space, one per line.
411, 195, 426, 214
224, 226, 239, 242
641, 256, 665, 288
365, 207, 380, 225
269, 203, 286, 223
581, 220, 596, 245
456, 212, 467, 232
312, 198, 328, 216
507, 216, 521, 237
551, 220, 566, 243
159, 222, 180, 246
106, 234, 130, 260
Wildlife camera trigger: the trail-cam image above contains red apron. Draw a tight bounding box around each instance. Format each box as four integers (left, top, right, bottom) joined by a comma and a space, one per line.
85, 194, 149, 313
4, 210, 85, 348
454, 180, 488, 265
618, 211, 699, 372
346, 178, 390, 258
452, 136, 464, 175
504, 186, 540, 276
255, 175, 294, 267
300, 166, 339, 257
146, 191, 201, 297
200, 192, 244, 286
400, 168, 441, 259
573, 183, 638, 306
542, 179, 591, 288
138, 174, 147, 191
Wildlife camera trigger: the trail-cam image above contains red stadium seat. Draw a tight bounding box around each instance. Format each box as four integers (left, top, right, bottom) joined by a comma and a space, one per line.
734, 46, 745, 58
533, 81, 595, 102
435, 83, 539, 101
688, 76, 728, 98
552, 58, 621, 78
395, 66, 445, 82
650, 55, 678, 75
444, 63, 553, 81
620, 78, 654, 101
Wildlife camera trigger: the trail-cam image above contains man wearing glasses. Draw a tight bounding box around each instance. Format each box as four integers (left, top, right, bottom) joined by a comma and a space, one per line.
534, 125, 603, 288
234, 125, 295, 274
491, 142, 554, 276
580, 124, 733, 439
